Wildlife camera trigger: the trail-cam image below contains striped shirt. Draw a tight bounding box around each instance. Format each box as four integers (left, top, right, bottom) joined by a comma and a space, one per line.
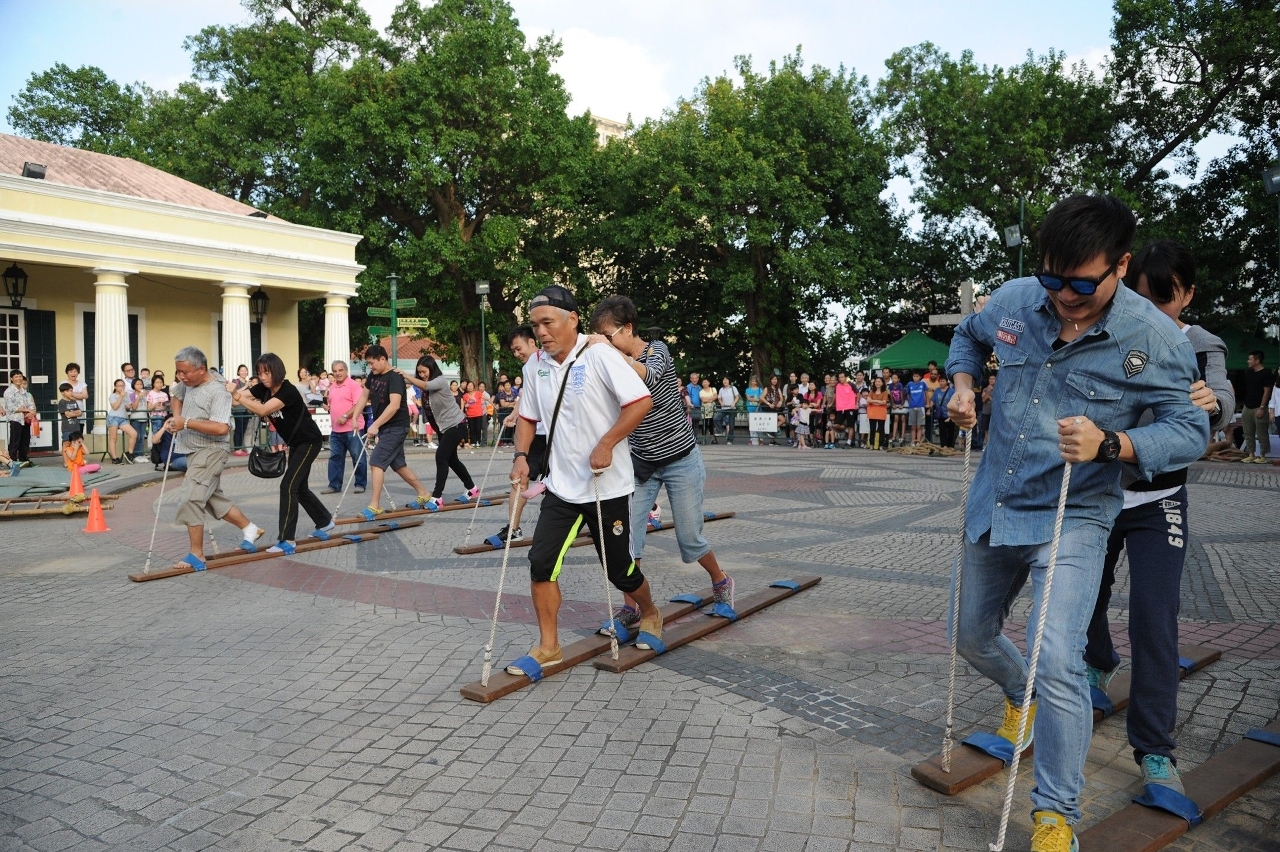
631, 340, 697, 463
170, 371, 233, 453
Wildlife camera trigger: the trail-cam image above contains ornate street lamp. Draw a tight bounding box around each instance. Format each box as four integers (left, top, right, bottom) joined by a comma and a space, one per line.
249, 287, 269, 324
3, 262, 28, 308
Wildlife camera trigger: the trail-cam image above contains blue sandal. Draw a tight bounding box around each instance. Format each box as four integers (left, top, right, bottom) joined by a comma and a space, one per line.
180, 553, 207, 572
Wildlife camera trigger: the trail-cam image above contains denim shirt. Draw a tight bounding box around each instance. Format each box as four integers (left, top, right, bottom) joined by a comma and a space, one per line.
947, 277, 1208, 547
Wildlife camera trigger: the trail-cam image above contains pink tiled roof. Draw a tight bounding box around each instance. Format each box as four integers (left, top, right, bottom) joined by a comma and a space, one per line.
379, 335, 442, 361
0, 132, 271, 218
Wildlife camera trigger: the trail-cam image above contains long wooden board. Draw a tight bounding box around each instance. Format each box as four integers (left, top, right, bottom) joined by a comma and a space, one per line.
128, 519, 423, 582
1076, 719, 1280, 851
0, 493, 119, 509
911, 645, 1222, 795
593, 575, 822, 674
334, 495, 506, 526
452, 511, 738, 555
0, 499, 118, 518
459, 588, 715, 703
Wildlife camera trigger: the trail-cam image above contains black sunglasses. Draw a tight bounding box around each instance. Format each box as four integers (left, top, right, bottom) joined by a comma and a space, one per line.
1036, 258, 1120, 296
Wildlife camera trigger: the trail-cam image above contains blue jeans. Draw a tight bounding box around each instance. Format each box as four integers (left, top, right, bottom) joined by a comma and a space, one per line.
327, 430, 367, 491
629, 446, 712, 564
956, 523, 1109, 824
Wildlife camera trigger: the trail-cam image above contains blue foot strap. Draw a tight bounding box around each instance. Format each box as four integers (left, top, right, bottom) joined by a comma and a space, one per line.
312, 529, 330, 541
505, 655, 544, 682
274, 541, 297, 555
1178, 656, 1198, 673
484, 535, 505, 549
237, 541, 258, 553
771, 579, 801, 591
962, 732, 1016, 766
378, 521, 401, 530
1090, 686, 1115, 716
635, 632, 666, 654
478, 499, 492, 506
361, 508, 381, 521
343, 534, 368, 542
709, 602, 738, 620
181, 553, 207, 572
670, 593, 703, 604
703, 512, 716, 519
1134, 784, 1202, 826
648, 518, 662, 530
1244, 728, 1280, 748
599, 619, 632, 643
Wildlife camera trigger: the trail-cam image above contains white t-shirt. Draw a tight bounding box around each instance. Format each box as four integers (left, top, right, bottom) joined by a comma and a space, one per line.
519, 334, 650, 503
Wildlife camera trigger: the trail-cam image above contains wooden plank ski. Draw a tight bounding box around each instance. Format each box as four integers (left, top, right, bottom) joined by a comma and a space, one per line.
452, 511, 738, 555
0, 493, 117, 514
459, 588, 715, 703
0, 493, 119, 510
128, 519, 423, 582
592, 575, 822, 674
911, 644, 1222, 795
1076, 719, 1280, 852
334, 495, 507, 526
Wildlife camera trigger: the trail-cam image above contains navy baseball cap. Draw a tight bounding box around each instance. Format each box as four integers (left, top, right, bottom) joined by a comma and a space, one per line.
530, 285, 578, 313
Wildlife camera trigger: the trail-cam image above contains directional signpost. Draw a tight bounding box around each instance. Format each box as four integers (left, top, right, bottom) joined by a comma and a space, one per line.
366, 274, 419, 360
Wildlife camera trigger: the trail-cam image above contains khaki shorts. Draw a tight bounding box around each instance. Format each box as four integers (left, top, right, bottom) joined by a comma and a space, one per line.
175, 445, 234, 527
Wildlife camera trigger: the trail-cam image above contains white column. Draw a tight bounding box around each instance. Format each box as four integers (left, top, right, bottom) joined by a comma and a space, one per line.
221, 282, 253, 377
92, 268, 133, 430
324, 292, 352, 371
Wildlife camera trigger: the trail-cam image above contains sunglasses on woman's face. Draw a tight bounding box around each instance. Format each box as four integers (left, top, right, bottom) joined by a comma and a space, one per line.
1035, 258, 1120, 296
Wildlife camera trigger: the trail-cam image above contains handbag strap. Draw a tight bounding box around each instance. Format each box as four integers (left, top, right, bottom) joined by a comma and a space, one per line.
256, 386, 307, 448
541, 342, 590, 473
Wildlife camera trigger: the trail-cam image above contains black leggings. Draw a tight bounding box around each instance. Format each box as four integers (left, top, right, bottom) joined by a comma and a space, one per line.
280, 441, 330, 542
7, 422, 30, 462
433, 423, 475, 498
466, 415, 484, 445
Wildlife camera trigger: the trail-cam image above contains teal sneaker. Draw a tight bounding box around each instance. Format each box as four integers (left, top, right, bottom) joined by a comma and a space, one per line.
1086, 663, 1120, 690
1140, 754, 1184, 795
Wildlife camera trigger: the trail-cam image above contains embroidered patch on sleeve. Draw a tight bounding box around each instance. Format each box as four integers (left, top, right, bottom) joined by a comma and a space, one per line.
1124, 350, 1149, 378
997, 329, 1018, 346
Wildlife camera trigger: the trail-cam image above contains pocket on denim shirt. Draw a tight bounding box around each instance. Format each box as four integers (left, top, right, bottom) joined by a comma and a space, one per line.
995, 349, 1028, 406
1064, 370, 1125, 424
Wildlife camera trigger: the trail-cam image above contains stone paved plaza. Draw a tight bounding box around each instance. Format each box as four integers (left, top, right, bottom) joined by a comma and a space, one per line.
2, 444, 1278, 851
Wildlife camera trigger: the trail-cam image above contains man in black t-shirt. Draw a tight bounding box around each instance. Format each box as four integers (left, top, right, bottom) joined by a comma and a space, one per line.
342, 345, 431, 519
1240, 350, 1273, 462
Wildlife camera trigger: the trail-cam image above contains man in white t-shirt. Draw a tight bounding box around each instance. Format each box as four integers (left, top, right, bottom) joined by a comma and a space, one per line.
507, 286, 660, 679
715, 377, 741, 444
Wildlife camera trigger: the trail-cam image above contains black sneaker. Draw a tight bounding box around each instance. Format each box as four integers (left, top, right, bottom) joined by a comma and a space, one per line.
495, 524, 524, 542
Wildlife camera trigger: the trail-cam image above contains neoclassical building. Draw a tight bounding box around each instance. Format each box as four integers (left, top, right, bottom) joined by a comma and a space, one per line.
0, 133, 362, 448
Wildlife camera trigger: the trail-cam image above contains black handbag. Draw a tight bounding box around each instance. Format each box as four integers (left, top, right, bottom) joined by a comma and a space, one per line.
247, 445, 287, 479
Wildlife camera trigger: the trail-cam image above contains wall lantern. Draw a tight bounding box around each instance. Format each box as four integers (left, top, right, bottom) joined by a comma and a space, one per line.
249, 287, 269, 324
3, 262, 28, 308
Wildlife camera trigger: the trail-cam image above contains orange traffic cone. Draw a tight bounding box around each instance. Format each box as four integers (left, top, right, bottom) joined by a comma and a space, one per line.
84, 488, 110, 533
67, 465, 85, 502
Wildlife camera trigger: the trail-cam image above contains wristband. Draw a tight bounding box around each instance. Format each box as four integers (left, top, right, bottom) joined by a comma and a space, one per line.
513, 451, 528, 459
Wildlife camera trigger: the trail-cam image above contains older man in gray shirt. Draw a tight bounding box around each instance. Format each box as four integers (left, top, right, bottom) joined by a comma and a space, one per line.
167, 346, 263, 570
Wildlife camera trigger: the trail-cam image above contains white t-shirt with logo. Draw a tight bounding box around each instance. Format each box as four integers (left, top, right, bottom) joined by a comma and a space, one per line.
519, 335, 651, 503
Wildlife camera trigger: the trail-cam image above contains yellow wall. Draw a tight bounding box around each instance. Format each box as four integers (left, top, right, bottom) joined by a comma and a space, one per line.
26, 265, 311, 380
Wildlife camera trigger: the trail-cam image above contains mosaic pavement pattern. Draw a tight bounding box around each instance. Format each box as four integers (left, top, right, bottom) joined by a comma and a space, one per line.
2, 444, 1278, 851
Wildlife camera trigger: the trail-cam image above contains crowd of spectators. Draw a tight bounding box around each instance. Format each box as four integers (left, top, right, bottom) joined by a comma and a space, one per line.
680, 362, 995, 451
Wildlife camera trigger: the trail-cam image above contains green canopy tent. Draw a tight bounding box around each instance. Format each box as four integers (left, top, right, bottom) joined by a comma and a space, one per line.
1213, 329, 1280, 372
860, 330, 951, 373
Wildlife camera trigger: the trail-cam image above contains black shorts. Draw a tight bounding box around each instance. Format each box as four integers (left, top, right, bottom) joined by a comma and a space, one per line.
527, 434, 548, 481
528, 490, 645, 594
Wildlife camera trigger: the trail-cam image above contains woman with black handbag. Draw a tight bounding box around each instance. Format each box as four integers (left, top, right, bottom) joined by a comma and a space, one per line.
230, 353, 333, 553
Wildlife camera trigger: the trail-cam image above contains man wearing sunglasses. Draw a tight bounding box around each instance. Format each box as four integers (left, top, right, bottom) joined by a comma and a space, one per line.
943, 195, 1208, 852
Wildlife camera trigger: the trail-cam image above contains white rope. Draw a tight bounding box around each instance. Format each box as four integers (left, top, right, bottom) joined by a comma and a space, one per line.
142, 435, 178, 575
942, 428, 973, 771
461, 438, 504, 547
593, 470, 619, 661
989, 460, 1073, 852
480, 488, 523, 686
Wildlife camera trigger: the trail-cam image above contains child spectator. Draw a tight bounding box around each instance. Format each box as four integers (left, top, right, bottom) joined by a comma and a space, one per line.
149, 413, 189, 472
853, 371, 871, 448
62, 432, 100, 475
867, 376, 889, 450
793, 400, 812, 448
888, 372, 908, 447
57, 382, 84, 453
907, 370, 928, 446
